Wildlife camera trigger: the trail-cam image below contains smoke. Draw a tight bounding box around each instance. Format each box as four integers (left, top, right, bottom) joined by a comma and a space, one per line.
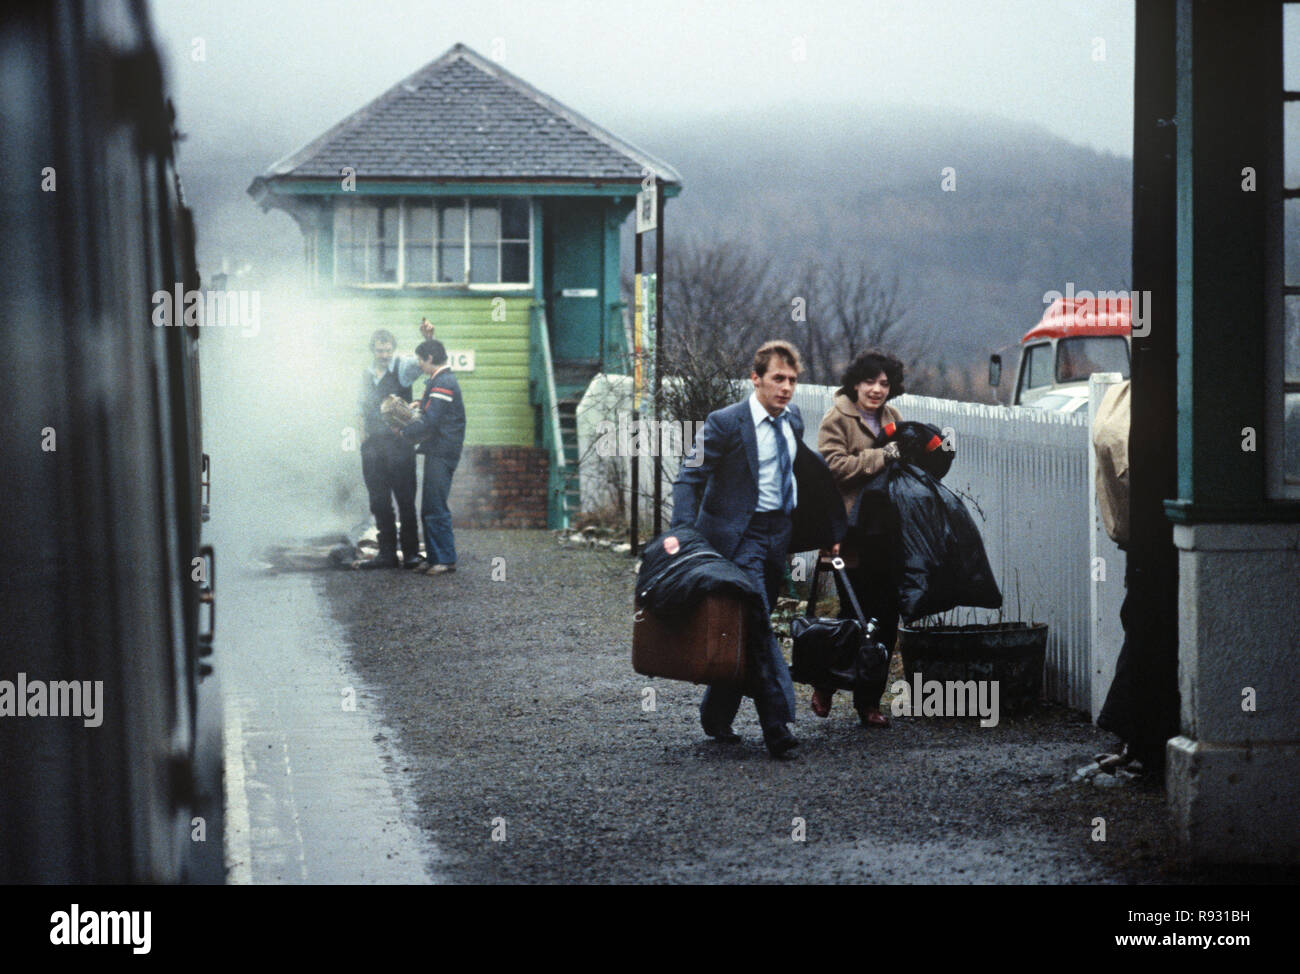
199, 269, 375, 565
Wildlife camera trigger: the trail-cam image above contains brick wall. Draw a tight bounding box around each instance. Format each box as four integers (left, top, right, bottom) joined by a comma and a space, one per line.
447, 445, 549, 529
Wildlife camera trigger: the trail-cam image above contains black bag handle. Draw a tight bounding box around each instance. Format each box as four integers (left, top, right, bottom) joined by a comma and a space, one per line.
807, 556, 871, 631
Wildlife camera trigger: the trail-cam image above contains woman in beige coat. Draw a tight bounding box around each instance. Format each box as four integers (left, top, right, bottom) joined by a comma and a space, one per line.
813, 350, 906, 726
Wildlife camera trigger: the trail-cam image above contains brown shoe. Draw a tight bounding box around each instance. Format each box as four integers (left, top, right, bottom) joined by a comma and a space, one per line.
810, 688, 833, 718
859, 709, 891, 728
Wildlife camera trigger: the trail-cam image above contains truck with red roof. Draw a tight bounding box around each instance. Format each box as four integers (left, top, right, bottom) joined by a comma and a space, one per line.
990, 295, 1132, 412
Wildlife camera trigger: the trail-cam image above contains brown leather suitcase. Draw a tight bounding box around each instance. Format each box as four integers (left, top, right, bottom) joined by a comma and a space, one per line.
632, 595, 748, 685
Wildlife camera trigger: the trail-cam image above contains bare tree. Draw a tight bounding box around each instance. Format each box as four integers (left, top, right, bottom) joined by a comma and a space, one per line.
650, 239, 788, 423
659, 239, 784, 365
635, 241, 929, 417
797, 257, 930, 384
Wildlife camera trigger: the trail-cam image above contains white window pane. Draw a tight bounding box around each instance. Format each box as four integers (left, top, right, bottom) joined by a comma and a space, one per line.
333, 205, 353, 246
336, 203, 381, 284
405, 202, 434, 285
408, 203, 433, 241
381, 204, 399, 240
369, 207, 389, 282
354, 204, 377, 240
440, 203, 465, 241
335, 248, 354, 284
405, 245, 433, 283
337, 201, 376, 242
438, 244, 464, 283
470, 203, 500, 242
470, 243, 498, 283
341, 246, 366, 285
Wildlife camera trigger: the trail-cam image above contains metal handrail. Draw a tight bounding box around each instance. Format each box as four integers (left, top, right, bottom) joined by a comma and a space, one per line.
533, 306, 566, 472
531, 305, 570, 530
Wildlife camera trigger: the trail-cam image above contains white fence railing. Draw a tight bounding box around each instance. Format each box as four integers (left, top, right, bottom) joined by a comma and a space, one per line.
577, 376, 1124, 713
796, 386, 1125, 714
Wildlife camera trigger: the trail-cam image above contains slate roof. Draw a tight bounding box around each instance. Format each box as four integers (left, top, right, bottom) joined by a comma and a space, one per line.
255, 43, 681, 186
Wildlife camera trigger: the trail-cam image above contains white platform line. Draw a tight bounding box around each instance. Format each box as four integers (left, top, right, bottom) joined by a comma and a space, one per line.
223, 698, 253, 885
279, 737, 309, 882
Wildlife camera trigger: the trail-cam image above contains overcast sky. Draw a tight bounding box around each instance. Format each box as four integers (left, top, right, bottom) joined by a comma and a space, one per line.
151, 0, 1137, 161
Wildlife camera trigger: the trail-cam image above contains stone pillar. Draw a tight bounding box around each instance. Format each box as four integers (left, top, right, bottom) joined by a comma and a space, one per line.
1158, 0, 1300, 864
1168, 524, 1300, 863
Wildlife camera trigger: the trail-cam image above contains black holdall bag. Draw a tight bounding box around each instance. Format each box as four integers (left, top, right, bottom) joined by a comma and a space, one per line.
790, 556, 890, 692
880, 419, 955, 480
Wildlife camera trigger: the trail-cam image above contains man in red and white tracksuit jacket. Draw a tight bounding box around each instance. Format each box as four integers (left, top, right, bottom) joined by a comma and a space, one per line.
400, 339, 466, 574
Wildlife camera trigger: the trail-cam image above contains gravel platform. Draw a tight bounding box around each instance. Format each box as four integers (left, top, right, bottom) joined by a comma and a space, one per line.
318, 529, 1210, 885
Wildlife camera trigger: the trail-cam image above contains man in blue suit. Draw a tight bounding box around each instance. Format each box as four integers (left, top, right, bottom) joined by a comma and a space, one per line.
671, 341, 845, 759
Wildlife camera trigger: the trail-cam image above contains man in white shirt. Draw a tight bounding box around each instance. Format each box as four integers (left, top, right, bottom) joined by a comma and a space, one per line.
671, 341, 844, 758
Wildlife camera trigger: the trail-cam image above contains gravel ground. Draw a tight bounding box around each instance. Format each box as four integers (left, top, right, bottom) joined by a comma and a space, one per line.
317, 529, 1232, 885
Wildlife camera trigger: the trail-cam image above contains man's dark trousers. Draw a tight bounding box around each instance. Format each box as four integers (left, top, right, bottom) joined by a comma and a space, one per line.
420, 453, 458, 566
700, 510, 797, 734
361, 433, 419, 560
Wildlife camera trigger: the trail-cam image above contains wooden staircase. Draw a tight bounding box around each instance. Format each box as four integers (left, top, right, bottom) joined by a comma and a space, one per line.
530, 305, 602, 529
556, 397, 582, 525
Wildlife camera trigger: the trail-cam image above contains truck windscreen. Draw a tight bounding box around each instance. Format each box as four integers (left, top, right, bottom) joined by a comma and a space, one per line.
1055, 337, 1130, 384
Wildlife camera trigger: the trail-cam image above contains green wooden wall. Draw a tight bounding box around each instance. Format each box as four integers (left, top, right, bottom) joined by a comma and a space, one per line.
321, 294, 534, 447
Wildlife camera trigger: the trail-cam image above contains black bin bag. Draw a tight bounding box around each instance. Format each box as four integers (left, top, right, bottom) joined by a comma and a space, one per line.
854, 462, 1002, 622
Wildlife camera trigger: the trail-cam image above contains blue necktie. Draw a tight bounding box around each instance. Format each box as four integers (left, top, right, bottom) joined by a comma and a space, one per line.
768, 414, 794, 515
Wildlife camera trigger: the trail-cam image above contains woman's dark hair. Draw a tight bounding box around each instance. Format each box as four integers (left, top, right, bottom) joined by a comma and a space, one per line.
836, 349, 905, 401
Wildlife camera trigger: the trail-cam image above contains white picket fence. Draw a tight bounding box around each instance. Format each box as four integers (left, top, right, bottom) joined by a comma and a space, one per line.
577, 376, 1125, 713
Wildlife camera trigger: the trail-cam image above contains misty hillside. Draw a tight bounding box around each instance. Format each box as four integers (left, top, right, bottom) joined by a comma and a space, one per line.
179, 104, 1132, 366
623, 105, 1132, 361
